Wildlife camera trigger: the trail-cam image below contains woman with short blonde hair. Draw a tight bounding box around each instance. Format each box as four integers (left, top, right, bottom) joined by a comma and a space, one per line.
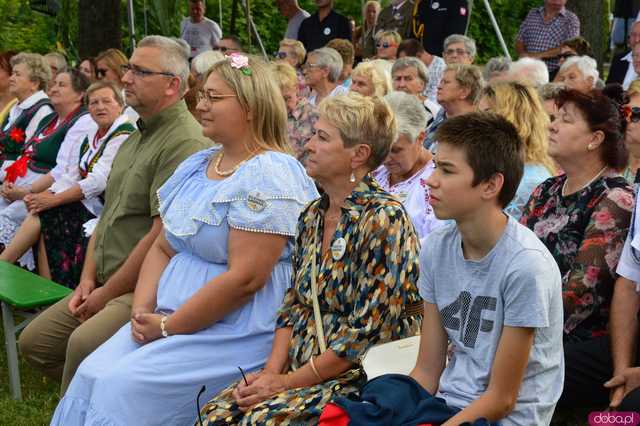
375, 30, 401, 60
278, 38, 306, 68
200, 92, 421, 424
95, 48, 128, 85
478, 81, 555, 219
350, 60, 391, 97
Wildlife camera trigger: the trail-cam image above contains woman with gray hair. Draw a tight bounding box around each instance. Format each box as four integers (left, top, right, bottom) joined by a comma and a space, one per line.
391, 57, 441, 122
483, 56, 511, 82
303, 47, 348, 106
555, 55, 599, 93
0, 53, 54, 169
374, 91, 442, 240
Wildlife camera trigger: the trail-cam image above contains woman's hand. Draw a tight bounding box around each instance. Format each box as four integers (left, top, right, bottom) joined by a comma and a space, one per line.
233, 371, 288, 411
1, 182, 28, 202
24, 191, 58, 213
131, 312, 164, 345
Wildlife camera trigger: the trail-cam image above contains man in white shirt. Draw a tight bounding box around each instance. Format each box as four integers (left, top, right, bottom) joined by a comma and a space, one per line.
276, 0, 310, 40
180, 0, 223, 60
607, 20, 640, 89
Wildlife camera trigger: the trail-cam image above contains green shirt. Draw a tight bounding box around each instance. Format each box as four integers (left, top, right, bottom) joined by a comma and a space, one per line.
93, 100, 211, 283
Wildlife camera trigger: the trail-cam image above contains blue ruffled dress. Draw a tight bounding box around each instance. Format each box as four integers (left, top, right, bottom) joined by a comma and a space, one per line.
50, 147, 319, 426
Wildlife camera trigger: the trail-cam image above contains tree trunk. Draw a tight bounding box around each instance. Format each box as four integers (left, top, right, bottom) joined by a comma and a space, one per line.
78, 0, 122, 58
566, 0, 608, 73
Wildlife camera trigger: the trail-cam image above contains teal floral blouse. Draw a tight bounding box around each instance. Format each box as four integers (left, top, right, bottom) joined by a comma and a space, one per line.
277, 174, 422, 365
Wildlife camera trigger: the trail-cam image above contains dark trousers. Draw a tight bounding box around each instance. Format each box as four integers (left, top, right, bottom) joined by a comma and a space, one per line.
558, 335, 613, 408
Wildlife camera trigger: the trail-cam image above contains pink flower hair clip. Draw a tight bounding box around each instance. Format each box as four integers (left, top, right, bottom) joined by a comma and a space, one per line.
228, 53, 252, 76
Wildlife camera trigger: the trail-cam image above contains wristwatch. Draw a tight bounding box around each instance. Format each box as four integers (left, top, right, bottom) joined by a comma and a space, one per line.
160, 315, 169, 338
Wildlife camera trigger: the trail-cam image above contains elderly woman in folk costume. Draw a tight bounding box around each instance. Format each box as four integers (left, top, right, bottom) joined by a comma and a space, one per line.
0, 81, 134, 288
0, 53, 54, 177
0, 69, 93, 265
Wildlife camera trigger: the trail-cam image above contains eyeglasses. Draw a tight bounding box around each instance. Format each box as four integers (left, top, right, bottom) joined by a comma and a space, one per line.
444, 48, 468, 56
376, 42, 396, 49
197, 90, 237, 104
623, 105, 640, 123
213, 46, 231, 53
558, 52, 576, 60
96, 68, 108, 79
302, 62, 322, 70
120, 64, 176, 78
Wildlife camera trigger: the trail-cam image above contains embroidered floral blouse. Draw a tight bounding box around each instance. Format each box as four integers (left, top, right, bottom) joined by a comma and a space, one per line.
276, 174, 422, 367
520, 171, 634, 341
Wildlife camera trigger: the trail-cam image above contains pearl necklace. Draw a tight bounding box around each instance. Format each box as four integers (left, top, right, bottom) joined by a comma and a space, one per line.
562, 166, 608, 197
213, 150, 250, 176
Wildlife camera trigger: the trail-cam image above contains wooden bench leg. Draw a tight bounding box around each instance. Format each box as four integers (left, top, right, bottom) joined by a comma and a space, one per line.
1, 301, 21, 400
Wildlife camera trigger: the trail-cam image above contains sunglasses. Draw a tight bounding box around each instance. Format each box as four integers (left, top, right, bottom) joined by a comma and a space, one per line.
623, 105, 640, 123
275, 51, 288, 59
376, 42, 396, 49
96, 68, 108, 79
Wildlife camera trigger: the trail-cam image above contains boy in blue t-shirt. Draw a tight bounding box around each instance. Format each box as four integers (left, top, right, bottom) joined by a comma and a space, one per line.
410, 112, 564, 425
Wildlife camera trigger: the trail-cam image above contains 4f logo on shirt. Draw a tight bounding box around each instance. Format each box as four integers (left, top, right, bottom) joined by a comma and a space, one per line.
440, 291, 497, 348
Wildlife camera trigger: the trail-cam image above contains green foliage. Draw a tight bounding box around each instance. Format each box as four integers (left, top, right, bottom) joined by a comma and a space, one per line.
0, 0, 57, 54
467, 0, 543, 63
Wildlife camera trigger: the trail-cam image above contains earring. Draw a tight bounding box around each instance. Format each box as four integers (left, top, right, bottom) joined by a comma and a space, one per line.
587, 143, 595, 151
349, 172, 356, 183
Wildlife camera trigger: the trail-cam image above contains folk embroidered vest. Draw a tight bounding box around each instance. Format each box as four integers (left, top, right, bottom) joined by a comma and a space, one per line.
0, 98, 52, 162
78, 122, 135, 178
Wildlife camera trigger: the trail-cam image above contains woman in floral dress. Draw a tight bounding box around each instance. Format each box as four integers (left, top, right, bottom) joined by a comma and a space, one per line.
520, 86, 634, 408
200, 93, 423, 425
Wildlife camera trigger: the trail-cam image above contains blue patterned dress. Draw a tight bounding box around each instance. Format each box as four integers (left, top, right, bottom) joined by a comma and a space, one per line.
50, 147, 319, 426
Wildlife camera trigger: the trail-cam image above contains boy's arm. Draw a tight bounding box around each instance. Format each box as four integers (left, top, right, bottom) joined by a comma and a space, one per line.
410, 301, 448, 395
443, 326, 535, 425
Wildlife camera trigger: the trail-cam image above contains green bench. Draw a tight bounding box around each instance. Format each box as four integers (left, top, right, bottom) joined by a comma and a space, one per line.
0, 260, 71, 400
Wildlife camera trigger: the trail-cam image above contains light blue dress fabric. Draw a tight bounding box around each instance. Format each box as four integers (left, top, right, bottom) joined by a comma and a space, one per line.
505, 163, 551, 220
51, 147, 319, 426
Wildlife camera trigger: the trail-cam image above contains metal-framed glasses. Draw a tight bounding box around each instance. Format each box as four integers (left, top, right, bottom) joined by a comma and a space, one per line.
120, 64, 176, 78
196, 90, 237, 104
444, 48, 468, 56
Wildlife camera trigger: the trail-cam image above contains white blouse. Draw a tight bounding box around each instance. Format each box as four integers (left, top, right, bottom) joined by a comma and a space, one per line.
50, 114, 132, 217
373, 160, 444, 241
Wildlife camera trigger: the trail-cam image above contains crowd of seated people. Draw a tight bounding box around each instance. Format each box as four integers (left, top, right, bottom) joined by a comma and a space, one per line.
6, 1, 640, 424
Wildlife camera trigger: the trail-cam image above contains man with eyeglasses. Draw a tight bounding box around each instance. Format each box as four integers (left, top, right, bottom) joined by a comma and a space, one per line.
180, 0, 223, 60
607, 21, 640, 89
19, 35, 211, 394
516, 0, 580, 76
411, 0, 469, 57
442, 34, 475, 65
297, 0, 352, 52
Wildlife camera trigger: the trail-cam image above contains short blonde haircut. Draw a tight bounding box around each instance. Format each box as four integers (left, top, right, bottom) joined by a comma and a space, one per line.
480, 81, 555, 174
279, 39, 306, 66
10, 53, 51, 90
445, 63, 484, 103
271, 61, 298, 92
85, 80, 125, 107
628, 79, 640, 98
352, 61, 391, 97
376, 30, 402, 45
318, 93, 397, 169
95, 48, 128, 81
205, 55, 291, 154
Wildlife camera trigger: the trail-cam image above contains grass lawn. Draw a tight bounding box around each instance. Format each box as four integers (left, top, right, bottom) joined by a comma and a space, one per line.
0, 317, 58, 426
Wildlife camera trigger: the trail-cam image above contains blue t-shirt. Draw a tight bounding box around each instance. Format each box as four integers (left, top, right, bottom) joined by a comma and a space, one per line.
419, 216, 564, 425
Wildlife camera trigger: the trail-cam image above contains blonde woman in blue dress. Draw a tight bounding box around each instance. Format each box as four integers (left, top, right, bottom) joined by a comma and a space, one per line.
51, 54, 319, 425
